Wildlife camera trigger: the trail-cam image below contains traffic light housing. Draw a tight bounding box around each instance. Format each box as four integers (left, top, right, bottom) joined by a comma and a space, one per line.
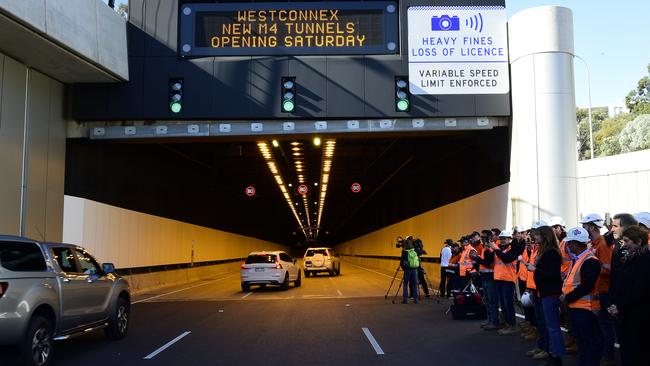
395, 76, 411, 112
281, 77, 296, 113
169, 78, 183, 114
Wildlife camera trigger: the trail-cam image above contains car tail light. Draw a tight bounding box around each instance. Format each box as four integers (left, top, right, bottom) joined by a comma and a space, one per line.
275, 260, 283, 269
241, 263, 250, 270
0, 282, 8, 298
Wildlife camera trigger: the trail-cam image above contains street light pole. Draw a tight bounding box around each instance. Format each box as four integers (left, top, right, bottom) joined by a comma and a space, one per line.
574, 55, 594, 159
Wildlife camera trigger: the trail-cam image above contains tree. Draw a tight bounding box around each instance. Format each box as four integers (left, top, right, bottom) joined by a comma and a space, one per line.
594, 113, 632, 157
625, 63, 650, 115
619, 114, 650, 153
117, 3, 128, 19
576, 107, 607, 160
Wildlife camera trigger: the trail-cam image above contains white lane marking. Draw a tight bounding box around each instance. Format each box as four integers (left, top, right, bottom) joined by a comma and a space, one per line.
337, 289, 344, 296
345, 262, 394, 280
515, 311, 619, 348
362, 328, 385, 355
133, 274, 237, 304
143, 331, 191, 359
241, 292, 252, 299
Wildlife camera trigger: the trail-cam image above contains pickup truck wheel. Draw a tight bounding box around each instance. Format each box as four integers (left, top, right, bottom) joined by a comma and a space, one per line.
22, 315, 52, 366
105, 297, 130, 340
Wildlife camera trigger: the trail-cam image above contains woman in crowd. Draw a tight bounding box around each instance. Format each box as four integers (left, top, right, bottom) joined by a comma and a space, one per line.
608, 225, 650, 366
527, 225, 565, 365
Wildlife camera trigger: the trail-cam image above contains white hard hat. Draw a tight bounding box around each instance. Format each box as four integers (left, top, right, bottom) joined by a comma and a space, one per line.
579, 213, 604, 227
566, 227, 590, 243
634, 212, 650, 229
521, 291, 534, 308
498, 230, 513, 238
548, 216, 566, 228
531, 220, 549, 229
515, 225, 530, 233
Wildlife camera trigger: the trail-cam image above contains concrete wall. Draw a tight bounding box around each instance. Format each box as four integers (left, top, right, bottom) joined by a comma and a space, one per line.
63, 195, 289, 292
336, 183, 510, 286
0, 0, 129, 81
577, 149, 650, 219
0, 53, 67, 241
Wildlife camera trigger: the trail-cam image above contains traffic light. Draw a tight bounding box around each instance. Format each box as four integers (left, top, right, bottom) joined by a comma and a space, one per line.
281, 77, 296, 113
395, 76, 410, 112
169, 78, 183, 114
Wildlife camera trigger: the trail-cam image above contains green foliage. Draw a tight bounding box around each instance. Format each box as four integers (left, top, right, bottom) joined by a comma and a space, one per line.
576, 107, 607, 160
594, 113, 632, 157
625, 63, 650, 115
619, 114, 650, 153
117, 3, 128, 19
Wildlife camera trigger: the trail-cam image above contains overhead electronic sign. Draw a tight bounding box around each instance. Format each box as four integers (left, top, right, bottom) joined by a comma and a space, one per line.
179, 2, 399, 56
407, 6, 510, 95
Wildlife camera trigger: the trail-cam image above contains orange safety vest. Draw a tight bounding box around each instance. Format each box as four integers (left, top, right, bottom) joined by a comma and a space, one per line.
479, 243, 494, 274
590, 235, 612, 293
559, 239, 572, 278
518, 249, 529, 281
526, 245, 538, 290
494, 247, 517, 282
459, 245, 477, 277
562, 250, 600, 312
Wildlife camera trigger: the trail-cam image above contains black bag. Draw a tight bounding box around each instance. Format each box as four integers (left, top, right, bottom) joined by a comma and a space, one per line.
449, 282, 487, 320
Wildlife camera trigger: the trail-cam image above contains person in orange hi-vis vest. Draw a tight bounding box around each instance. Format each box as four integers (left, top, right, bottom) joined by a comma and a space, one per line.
470, 229, 499, 330
580, 213, 615, 365
560, 226, 602, 366
490, 230, 520, 335
448, 243, 462, 294
458, 236, 477, 291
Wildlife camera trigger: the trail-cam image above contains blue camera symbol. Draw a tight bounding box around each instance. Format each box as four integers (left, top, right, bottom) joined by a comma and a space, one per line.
431, 15, 460, 31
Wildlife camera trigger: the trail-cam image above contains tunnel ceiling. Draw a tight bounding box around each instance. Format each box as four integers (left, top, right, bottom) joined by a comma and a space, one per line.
65, 127, 510, 247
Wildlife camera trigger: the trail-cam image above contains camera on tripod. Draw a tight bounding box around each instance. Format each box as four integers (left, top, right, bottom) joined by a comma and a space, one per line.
394, 236, 404, 248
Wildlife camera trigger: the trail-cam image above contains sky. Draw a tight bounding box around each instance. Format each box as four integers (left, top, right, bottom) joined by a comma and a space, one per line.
104, 0, 649, 109
506, 0, 650, 108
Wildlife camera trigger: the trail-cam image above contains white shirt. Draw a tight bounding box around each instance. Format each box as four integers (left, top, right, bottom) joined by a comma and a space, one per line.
440, 246, 452, 267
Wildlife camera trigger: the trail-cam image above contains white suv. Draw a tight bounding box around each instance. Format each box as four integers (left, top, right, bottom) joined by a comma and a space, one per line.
240, 251, 301, 291
303, 247, 340, 277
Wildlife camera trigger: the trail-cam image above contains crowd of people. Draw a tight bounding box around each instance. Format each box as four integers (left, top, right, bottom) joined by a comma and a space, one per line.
437, 212, 650, 366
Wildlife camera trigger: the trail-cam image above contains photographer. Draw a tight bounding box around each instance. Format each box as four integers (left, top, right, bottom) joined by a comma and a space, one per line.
413, 237, 430, 298
400, 236, 420, 304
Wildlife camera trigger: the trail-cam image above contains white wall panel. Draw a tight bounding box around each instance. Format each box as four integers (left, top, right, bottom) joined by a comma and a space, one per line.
336, 184, 509, 258
63, 196, 288, 268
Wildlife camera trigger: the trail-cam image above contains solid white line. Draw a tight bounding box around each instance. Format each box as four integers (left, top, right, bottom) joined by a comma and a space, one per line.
345, 262, 394, 280
133, 274, 237, 304
241, 292, 252, 299
362, 328, 385, 355
143, 331, 191, 359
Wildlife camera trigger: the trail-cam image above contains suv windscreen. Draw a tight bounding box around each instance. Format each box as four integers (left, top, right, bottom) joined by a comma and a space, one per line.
306, 249, 328, 257
245, 254, 277, 264
0, 241, 47, 272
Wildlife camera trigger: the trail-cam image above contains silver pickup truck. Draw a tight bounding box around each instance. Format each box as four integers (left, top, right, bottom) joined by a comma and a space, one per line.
0, 235, 131, 366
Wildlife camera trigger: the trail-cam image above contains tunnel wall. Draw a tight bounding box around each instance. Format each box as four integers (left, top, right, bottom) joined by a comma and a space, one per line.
335, 183, 509, 286
63, 195, 288, 293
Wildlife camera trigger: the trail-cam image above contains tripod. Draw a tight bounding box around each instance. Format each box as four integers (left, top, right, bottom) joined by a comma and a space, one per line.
385, 265, 434, 304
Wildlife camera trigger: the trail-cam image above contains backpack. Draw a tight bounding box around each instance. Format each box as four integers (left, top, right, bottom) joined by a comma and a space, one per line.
406, 248, 420, 269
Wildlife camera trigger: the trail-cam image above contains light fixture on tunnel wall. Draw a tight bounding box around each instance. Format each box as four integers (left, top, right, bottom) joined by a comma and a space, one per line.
257, 141, 306, 238
313, 137, 321, 146
395, 76, 411, 112
272, 140, 279, 147
281, 77, 296, 113
169, 78, 184, 114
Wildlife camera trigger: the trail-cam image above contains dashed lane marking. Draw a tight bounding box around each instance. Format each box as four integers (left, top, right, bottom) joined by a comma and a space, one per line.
362, 328, 385, 355
143, 331, 191, 360
241, 292, 252, 299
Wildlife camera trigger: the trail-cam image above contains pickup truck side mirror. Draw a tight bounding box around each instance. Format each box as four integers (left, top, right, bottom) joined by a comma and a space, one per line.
103, 263, 116, 274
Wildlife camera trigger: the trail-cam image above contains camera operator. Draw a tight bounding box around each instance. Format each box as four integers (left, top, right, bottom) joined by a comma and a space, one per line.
470, 230, 499, 330
413, 237, 430, 298
400, 236, 420, 304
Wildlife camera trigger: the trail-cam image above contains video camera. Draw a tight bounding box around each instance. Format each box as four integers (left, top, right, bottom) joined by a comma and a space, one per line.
394, 236, 404, 248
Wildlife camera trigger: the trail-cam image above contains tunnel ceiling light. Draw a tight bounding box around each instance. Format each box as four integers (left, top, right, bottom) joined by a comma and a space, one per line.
272, 140, 279, 147
257, 140, 306, 239
314, 138, 336, 240
313, 137, 321, 146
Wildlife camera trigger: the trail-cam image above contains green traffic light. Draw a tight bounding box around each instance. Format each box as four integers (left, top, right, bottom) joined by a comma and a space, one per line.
170, 102, 182, 113
283, 100, 295, 112
397, 99, 409, 111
